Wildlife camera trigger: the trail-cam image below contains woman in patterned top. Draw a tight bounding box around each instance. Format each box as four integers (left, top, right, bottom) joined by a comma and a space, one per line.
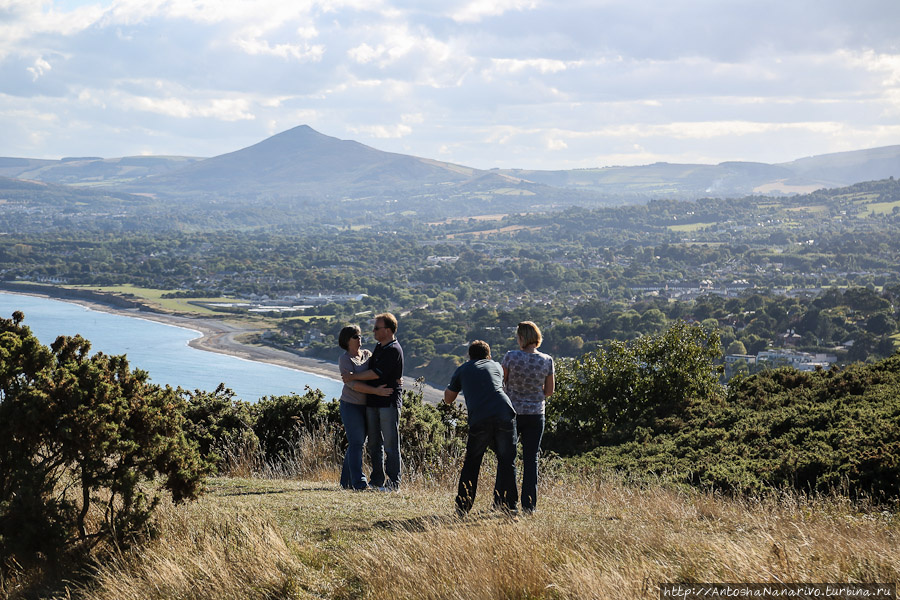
501, 321, 555, 514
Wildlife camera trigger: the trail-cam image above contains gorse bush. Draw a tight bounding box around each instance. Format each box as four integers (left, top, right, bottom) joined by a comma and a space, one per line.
547, 320, 900, 501
181, 384, 258, 472
398, 382, 467, 477
252, 387, 338, 461
180, 379, 468, 479
547, 321, 724, 453
705, 359, 900, 498
0, 312, 209, 575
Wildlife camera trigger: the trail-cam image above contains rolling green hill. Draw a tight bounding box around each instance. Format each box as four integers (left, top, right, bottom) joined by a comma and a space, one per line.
2, 127, 898, 221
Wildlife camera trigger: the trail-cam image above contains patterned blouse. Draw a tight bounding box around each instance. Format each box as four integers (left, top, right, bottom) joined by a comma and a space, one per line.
501, 349, 554, 415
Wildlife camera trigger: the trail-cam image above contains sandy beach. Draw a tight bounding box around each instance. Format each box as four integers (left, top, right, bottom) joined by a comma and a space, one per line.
3, 287, 444, 404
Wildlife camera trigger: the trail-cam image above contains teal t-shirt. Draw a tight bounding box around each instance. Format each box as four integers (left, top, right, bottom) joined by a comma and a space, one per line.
447, 359, 516, 424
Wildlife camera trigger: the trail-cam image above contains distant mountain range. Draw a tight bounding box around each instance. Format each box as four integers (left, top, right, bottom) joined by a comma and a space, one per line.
1, 126, 898, 215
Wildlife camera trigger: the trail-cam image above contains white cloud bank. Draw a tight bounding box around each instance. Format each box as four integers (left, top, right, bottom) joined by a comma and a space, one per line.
0, 0, 898, 169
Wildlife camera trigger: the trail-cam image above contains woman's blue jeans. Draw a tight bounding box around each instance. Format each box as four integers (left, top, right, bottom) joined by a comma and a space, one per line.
339, 400, 369, 490
516, 413, 545, 511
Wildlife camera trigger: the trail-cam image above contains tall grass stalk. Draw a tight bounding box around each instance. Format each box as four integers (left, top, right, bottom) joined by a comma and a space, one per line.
77, 503, 316, 600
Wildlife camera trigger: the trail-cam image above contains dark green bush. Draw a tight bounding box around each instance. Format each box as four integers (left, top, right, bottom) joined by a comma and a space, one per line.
182, 384, 258, 472
398, 381, 467, 472
0, 312, 208, 572
546, 320, 724, 454
251, 388, 337, 460
545, 321, 900, 500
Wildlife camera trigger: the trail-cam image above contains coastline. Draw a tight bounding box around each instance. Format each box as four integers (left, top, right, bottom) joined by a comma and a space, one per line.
1, 286, 444, 404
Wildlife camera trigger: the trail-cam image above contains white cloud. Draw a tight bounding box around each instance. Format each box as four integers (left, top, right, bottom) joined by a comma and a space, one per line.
75, 84, 256, 121
545, 137, 567, 151
349, 121, 414, 138
450, 0, 539, 23
236, 38, 324, 61
348, 42, 381, 65
847, 49, 900, 86
487, 58, 572, 75
347, 23, 454, 70
27, 57, 52, 81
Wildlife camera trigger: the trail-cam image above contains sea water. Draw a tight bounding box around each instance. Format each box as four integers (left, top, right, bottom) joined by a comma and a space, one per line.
0, 292, 343, 402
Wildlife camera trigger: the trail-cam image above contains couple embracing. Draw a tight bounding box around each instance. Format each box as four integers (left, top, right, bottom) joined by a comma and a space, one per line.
337, 313, 404, 491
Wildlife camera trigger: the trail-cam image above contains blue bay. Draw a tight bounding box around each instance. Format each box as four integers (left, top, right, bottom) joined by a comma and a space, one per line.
0, 292, 343, 402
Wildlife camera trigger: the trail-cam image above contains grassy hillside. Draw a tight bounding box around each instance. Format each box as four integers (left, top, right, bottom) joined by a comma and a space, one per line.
17, 468, 896, 600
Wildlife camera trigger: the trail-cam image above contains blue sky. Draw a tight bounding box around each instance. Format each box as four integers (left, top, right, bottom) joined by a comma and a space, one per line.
1, 0, 898, 169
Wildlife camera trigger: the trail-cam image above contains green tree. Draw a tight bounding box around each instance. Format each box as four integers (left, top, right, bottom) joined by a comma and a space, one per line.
0, 312, 208, 570
546, 321, 723, 454
726, 340, 748, 355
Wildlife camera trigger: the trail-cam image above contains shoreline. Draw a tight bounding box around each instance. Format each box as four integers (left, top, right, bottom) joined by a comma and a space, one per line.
1, 286, 444, 404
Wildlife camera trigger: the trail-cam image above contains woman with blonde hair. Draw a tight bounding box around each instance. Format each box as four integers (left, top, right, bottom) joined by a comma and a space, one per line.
501, 321, 554, 514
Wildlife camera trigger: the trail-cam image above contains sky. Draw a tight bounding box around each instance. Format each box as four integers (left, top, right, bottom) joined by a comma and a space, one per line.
1, 0, 899, 170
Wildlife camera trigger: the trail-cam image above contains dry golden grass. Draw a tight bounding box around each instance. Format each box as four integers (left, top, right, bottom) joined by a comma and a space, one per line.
63, 462, 900, 600
81, 504, 319, 600
340, 480, 900, 599
18, 428, 895, 599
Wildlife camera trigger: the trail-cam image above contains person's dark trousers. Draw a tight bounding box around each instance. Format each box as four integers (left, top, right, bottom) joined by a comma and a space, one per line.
516, 413, 545, 512
456, 414, 518, 514
339, 400, 369, 490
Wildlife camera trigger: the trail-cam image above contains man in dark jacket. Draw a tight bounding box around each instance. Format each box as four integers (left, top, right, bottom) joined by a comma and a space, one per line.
444, 340, 518, 517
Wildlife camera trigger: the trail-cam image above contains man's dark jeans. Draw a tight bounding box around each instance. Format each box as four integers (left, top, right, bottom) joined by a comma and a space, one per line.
455, 414, 518, 514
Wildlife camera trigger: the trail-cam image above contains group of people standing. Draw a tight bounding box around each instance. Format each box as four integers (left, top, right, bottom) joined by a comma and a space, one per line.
336, 314, 554, 518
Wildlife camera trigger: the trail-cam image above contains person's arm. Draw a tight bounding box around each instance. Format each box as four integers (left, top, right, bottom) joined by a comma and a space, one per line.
444, 366, 462, 405
349, 380, 392, 396
342, 369, 378, 384
502, 365, 510, 387
543, 373, 555, 397
443, 389, 459, 405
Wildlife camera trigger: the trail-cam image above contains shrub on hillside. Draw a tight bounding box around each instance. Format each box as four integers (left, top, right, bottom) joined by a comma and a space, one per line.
247, 381, 466, 478
0, 312, 208, 572
398, 381, 467, 474
546, 321, 724, 454
575, 348, 900, 500
182, 384, 258, 473
251, 388, 339, 461
703, 358, 900, 498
